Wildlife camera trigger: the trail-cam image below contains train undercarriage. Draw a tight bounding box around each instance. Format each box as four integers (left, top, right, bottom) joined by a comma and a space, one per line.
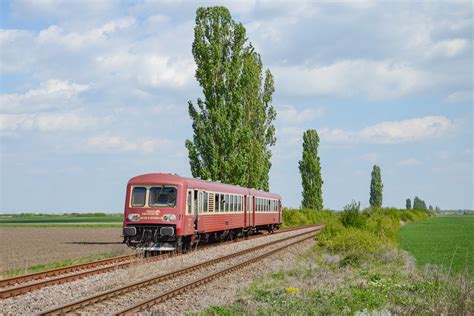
123, 224, 280, 253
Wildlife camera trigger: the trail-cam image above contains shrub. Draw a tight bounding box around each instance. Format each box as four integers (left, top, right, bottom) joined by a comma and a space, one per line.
366, 213, 400, 242
340, 201, 366, 228
282, 208, 337, 227
320, 227, 386, 254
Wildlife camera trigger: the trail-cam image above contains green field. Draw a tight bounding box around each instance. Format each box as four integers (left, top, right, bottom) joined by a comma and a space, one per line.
399, 216, 473, 275
0, 214, 123, 227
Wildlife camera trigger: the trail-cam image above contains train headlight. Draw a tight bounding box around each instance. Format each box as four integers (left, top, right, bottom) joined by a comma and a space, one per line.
127, 214, 140, 221
162, 214, 176, 221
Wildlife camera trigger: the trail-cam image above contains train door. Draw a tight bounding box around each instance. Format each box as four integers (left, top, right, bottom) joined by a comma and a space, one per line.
186, 189, 194, 233
197, 191, 204, 230
193, 190, 200, 230
247, 196, 253, 227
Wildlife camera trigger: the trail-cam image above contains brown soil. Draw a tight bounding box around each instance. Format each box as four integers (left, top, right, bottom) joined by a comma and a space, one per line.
0, 227, 134, 273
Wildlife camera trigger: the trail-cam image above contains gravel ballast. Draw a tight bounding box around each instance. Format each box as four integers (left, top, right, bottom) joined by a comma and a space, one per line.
0, 227, 318, 314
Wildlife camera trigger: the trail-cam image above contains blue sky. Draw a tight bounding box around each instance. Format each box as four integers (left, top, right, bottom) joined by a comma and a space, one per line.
0, 0, 472, 213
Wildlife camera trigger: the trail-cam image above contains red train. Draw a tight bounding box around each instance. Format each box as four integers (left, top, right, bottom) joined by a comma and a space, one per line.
123, 173, 281, 251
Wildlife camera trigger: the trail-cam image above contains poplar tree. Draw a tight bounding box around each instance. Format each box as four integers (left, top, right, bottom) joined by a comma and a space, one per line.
299, 129, 323, 210
406, 198, 411, 210
369, 165, 383, 208
185, 6, 276, 190
413, 196, 427, 210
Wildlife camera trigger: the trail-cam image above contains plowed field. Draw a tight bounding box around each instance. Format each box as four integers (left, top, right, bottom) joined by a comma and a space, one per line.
0, 227, 133, 272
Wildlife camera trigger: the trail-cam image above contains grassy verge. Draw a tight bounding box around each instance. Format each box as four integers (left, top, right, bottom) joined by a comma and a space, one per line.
0, 252, 129, 279
400, 216, 473, 275
196, 206, 472, 315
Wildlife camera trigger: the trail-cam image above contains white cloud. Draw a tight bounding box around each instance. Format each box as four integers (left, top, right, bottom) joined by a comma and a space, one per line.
277, 105, 324, 124
0, 80, 89, 113
37, 17, 135, 49
446, 90, 473, 103
0, 112, 105, 131
318, 116, 455, 144
427, 39, 468, 58
398, 158, 421, 166
358, 116, 454, 144
273, 59, 428, 99
82, 134, 170, 153
96, 53, 195, 88
0, 29, 35, 73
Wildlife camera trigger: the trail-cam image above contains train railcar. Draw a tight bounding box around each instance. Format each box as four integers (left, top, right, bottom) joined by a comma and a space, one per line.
122, 173, 281, 251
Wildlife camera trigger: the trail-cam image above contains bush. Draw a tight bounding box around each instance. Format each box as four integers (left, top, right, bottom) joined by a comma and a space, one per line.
340, 201, 366, 228
320, 227, 386, 254
366, 213, 400, 242
282, 209, 336, 227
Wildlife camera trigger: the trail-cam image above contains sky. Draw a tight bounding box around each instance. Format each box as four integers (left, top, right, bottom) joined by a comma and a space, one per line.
0, 0, 472, 213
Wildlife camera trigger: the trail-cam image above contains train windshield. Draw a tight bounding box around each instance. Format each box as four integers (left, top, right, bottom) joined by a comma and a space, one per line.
149, 186, 177, 207
131, 187, 146, 207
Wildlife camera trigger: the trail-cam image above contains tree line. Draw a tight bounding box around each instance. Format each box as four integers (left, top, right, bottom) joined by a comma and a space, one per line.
185, 6, 436, 212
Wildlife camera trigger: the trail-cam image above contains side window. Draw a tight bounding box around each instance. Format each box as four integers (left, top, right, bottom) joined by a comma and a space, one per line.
187, 190, 192, 215
225, 194, 229, 212
131, 187, 146, 207
203, 192, 208, 213
198, 191, 203, 213
215, 194, 220, 212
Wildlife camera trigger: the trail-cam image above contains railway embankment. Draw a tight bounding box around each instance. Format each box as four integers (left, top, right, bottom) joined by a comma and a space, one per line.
0, 226, 319, 314
197, 207, 472, 315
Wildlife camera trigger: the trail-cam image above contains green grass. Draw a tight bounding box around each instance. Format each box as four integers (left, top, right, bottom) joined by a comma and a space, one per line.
0, 252, 129, 278
0, 214, 123, 227
194, 208, 472, 315
399, 216, 474, 275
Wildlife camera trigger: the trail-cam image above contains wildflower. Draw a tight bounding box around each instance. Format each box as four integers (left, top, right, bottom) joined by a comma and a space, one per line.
287, 287, 299, 294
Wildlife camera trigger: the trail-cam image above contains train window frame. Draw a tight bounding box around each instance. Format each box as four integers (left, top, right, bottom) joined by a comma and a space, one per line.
203, 191, 208, 213
131, 187, 147, 207
148, 186, 177, 208
187, 190, 193, 215
225, 194, 229, 212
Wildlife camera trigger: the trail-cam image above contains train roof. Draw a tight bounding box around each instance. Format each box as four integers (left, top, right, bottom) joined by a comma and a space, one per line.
128, 173, 281, 199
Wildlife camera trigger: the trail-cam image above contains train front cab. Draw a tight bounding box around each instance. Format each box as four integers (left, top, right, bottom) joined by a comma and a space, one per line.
123, 179, 185, 251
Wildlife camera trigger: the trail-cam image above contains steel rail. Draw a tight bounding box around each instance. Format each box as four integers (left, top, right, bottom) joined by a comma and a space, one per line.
0, 254, 137, 288
0, 224, 320, 299
116, 233, 317, 315
38, 227, 321, 316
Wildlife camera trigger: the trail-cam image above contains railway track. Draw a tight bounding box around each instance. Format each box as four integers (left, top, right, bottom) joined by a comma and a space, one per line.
39, 226, 321, 315
0, 225, 320, 299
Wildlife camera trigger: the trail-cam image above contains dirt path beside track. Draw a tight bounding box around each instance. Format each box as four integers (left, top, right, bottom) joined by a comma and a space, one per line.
0, 227, 133, 273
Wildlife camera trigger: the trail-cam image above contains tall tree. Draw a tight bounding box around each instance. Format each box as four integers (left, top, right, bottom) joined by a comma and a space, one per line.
369, 165, 383, 208
185, 6, 276, 190
413, 196, 428, 210
299, 129, 323, 210
406, 198, 411, 210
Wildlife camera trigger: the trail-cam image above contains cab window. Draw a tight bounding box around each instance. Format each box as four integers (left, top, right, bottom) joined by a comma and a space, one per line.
149, 186, 177, 207
131, 187, 146, 207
